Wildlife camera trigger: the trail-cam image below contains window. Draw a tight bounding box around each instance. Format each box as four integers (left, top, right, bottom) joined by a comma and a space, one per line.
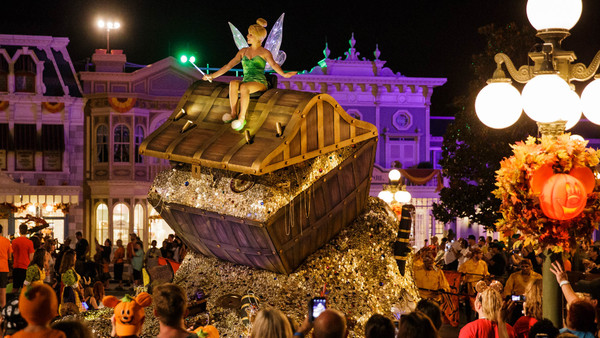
149, 205, 171, 246
14, 55, 36, 93
0, 55, 8, 92
386, 137, 416, 169
392, 110, 413, 131
134, 125, 144, 163
96, 125, 109, 163
134, 204, 144, 243
14, 124, 37, 170
113, 203, 130, 245
113, 125, 130, 163
96, 203, 109, 244
41, 125, 64, 171
0, 124, 7, 170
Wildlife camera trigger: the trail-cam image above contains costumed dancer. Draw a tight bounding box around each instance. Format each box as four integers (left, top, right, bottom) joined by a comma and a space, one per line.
203, 18, 297, 131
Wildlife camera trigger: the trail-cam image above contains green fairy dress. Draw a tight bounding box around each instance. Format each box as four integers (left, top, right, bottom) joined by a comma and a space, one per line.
242, 55, 268, 87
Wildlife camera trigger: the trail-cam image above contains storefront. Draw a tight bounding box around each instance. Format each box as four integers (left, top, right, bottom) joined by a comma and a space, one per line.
0, 172, 80, 240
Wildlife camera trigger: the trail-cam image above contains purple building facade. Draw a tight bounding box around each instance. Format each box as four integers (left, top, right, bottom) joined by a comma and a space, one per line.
0, 35, 84, 241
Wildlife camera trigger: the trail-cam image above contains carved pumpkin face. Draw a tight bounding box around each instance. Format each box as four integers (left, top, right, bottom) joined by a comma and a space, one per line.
103, 292, 152, 337
540, 173, 587, 220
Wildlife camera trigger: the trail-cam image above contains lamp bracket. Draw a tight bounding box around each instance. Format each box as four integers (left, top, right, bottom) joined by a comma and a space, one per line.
569, 49, 600, 82
494, 53, 532, 83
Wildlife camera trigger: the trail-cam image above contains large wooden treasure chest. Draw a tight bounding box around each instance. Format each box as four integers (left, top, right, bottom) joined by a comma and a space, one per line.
140, 81, 378, 274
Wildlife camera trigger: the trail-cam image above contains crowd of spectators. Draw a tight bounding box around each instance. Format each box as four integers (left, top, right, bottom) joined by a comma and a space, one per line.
410, 229, 600, 338
0, 220, 597, 338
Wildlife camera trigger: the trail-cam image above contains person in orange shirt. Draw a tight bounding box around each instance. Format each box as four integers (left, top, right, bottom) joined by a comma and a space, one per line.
12, 223, 34, 292
0, 224, 12, 308
113, 239, 125, 291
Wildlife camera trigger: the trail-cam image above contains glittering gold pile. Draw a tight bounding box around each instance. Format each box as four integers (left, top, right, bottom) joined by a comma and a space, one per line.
149, 144, 360, 221
172, 197, 419, 337
75, 198, 418, 337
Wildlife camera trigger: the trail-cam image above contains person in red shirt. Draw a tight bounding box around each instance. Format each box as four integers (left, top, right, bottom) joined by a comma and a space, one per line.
11, 223, 34, 292
0, 224, 13, 307
459, 287, 516, 338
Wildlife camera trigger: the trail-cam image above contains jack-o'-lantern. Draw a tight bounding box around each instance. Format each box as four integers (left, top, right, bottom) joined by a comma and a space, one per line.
103, 292, 152, 337
539, 173, 587, 220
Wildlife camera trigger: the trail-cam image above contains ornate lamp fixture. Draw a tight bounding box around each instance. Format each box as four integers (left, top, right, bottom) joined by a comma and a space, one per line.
475, 0, 600, 133
378, 169, 412, 205
474, 0, 600, 327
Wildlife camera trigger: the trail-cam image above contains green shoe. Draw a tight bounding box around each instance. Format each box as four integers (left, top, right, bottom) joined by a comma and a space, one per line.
232, 119, 247, 131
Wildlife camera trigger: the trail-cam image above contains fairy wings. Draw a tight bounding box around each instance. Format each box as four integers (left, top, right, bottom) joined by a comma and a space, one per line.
228, 13, 287, 71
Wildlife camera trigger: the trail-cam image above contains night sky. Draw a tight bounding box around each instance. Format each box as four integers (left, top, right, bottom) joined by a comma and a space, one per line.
2, 0, 600, 116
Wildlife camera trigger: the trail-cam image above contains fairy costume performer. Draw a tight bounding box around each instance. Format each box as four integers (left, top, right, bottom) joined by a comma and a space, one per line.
203, 17, 296, 131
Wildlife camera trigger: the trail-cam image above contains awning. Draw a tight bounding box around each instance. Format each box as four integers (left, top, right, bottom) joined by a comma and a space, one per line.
41, 125, 65, 151
14, 124, 37, 151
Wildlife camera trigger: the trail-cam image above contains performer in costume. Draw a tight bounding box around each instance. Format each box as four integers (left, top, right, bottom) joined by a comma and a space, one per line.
203, 18, 297, 131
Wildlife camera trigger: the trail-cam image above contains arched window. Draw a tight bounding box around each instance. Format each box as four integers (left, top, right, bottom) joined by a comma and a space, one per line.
96, 203, 109, 244
14, 54, 36, 93
133, 203, 144, 243
113, 203, 130, 245
0, 55, 8, 92
149, 205, 171, 247
134, 125, 144, 163
96, 125, 109, 163
113, 125, 130, 163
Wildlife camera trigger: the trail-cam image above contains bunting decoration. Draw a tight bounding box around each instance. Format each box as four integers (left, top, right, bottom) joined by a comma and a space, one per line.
42, 102, 65, 113
109, 97, 136, 113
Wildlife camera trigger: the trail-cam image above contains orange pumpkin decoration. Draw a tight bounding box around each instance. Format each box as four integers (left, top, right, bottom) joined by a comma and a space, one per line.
194, 324, 220, 338
539, 173, 587, 220
103, 292, 153, 337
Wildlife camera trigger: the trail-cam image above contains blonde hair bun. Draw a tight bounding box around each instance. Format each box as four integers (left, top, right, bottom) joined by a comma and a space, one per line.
256, 18, 267, 27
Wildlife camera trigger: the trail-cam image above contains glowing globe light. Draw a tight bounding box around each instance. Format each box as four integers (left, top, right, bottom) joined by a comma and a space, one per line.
180, 55, 188, 63
27, 204, 36, 213
522, 74, 572, 123
526, 0, 582, 31
561, 89, 582, 130
45, 204, 54, 213
581, 78, 600, 125
570, 134, 585, 142
378, 190, 394, 204
475, 82, 522, 129
189, 56, 196, 63
97, 20, 105, 28
394, 190, 412, 204
388, 169, 401, 182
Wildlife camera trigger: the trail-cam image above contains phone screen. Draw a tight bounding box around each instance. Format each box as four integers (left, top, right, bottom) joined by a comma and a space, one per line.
82, 301, 89, 310
511, 295, 525, 302
310, 298, 327, 321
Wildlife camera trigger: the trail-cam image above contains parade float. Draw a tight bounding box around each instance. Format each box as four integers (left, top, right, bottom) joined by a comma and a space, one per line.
131, 77, 420, 335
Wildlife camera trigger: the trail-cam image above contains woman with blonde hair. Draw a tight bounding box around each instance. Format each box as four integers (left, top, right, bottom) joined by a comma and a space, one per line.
204, 18, 297, 131
512, 278, 543, 338
251, 307, 293, 338
459, 287, 516, 338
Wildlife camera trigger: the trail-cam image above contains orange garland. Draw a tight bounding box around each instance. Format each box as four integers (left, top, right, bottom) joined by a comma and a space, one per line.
109, 97, 136, 113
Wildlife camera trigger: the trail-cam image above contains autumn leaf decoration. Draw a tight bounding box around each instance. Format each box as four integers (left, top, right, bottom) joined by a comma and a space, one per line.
494, 134, 600, 250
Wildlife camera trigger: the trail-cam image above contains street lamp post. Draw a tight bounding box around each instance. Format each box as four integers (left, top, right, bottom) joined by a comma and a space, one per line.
97, 19, 121, 53
378, 169, 412, 205
474, 0, 600, 326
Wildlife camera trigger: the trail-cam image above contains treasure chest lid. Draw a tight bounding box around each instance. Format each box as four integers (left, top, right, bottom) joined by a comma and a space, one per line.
139, 81, 378, 175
